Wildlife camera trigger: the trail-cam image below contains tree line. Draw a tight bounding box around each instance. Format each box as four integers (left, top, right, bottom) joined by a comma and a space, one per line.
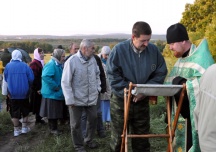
0, 39, 166, 54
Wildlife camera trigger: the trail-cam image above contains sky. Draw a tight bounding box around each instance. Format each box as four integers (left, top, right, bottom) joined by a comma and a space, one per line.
0, 0, 195, 36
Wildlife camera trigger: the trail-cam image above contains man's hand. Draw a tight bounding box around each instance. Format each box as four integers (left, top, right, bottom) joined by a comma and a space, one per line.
133, 93, 146, 103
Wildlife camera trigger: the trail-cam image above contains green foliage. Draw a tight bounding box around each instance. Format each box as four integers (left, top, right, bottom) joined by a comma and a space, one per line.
154, 40, 166, 52
180, 0, 216, 58
205, 13, 216, 58
0, 41, 53, 53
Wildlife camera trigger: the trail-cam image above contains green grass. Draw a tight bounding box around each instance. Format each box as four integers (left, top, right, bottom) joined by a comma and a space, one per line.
0, 97, 168, 152
0, 109, 13, 136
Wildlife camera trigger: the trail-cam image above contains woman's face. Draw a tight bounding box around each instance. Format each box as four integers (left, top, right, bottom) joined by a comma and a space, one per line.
39, 51, 45, 60
60, 52, 65, 63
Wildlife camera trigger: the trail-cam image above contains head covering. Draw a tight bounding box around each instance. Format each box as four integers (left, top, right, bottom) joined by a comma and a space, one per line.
11, 50, 22, 62
52, 49, 65, 62
34, 48, 44, 67
166, 23, 189, 44
101, 46, 111, 55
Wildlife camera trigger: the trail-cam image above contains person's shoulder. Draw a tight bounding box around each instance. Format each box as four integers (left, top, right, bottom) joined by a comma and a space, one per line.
93, 54, 100, 60
112, 39, 130, 54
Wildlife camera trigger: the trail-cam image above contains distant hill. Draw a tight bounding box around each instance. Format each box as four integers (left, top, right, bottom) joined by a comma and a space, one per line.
0, 33, 166, 41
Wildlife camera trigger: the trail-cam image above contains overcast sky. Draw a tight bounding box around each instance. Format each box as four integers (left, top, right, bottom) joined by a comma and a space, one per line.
0, 0, 195, 36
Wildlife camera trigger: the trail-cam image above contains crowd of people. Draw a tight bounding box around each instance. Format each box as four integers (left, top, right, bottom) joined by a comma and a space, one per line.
1, 21, 216, 152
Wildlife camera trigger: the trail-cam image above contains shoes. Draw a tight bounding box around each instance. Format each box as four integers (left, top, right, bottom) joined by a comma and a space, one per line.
85, 141, 98, 149
50, 130, 62, 136
14, 129, 22, 137
21, 127, 31, 134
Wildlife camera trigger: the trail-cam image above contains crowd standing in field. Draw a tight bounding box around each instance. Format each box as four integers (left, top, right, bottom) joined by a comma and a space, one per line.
0, 20, 216, 152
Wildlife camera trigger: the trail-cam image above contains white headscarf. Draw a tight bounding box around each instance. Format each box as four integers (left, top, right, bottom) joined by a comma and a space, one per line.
101, 46, 111, 55
11, 50, 22, 62
34, 48, 44, 67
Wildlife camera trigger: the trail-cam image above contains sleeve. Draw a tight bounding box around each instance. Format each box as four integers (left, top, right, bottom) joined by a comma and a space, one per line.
42, 63, 59, 91
2, 75, 8, 95
106, 47, 129, 97
30, 62, 41, 90
61, 59, 75, 106
146, 50, 168, 84
94, 55, 106, 93
96, 63, 101, 93
27, 66, 34, 85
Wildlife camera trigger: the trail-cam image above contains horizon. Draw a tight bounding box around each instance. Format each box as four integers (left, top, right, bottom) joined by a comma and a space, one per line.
0, 0, 195, 36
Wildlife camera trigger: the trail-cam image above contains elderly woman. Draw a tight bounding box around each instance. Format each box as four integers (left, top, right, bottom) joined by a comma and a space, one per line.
98, 46, 112, 130
29, 48, 45, 124
40, 49, 65, 135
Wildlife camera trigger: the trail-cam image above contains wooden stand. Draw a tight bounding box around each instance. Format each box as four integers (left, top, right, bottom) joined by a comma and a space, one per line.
120, 82, 186, 152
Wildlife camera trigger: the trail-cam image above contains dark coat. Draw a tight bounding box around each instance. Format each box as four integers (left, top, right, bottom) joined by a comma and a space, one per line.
94, 54, 106, 93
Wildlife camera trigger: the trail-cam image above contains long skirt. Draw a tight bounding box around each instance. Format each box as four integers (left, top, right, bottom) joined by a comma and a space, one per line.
101, 100, 111, 122
39, 98, 64, 119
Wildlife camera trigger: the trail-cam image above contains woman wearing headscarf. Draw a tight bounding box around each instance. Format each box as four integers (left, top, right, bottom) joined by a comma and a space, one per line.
98, 46, 112, 130
29, 48, 45, 124
39, 49, 65, 135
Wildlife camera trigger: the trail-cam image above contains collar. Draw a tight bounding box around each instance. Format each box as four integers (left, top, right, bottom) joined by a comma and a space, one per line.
130, 39, 144, 54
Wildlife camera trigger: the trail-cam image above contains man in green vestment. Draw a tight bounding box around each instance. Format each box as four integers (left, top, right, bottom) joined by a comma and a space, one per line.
165, 23, 214, 152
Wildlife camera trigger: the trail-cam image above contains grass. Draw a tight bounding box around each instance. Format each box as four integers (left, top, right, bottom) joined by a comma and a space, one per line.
0, 109, 12, 136
0, 96, 168, 152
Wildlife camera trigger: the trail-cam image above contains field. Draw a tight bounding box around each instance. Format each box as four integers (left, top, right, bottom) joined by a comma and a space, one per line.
0, 96, 168, 152
0, 53, 173, 152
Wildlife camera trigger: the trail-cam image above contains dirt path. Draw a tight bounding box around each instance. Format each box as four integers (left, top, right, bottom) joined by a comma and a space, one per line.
0, 101, 44, 152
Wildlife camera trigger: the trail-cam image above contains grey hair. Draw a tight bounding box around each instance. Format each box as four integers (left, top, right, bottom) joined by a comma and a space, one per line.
80, 39, 94, 49
52, 49, 65, 61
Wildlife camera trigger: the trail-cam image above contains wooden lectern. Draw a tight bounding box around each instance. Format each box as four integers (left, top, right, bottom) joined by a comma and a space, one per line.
121, 82, 186, 152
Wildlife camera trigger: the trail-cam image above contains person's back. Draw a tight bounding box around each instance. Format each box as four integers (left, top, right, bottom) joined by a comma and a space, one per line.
4, 56, 34, 99
3, 49, 34, 137
194, 64, 216, 151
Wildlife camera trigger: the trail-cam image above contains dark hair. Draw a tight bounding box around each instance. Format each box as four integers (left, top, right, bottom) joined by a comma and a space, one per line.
38, 48, 43, 53
57, 45, 63, 49
132, 21, 152, 37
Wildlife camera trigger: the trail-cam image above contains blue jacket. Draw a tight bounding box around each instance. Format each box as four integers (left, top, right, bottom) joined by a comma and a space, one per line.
106, 39, 168, 98
41, 59, 64, 100
4, 60, 34, 99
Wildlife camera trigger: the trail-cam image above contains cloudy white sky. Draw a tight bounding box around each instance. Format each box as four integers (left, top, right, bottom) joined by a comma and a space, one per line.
0, 0, 195, 36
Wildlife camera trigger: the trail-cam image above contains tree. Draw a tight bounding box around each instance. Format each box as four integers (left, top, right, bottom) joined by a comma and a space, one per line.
180, 0, 216, 61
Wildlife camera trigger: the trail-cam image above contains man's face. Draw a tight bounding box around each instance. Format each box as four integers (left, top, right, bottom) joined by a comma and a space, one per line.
169, 42, 184, 58
84, 45, 95, 58
70, 44, 79, 55
132, 34, 151, 51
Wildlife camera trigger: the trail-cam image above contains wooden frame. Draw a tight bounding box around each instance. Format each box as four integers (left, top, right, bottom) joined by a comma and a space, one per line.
120, 82, 186, 152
